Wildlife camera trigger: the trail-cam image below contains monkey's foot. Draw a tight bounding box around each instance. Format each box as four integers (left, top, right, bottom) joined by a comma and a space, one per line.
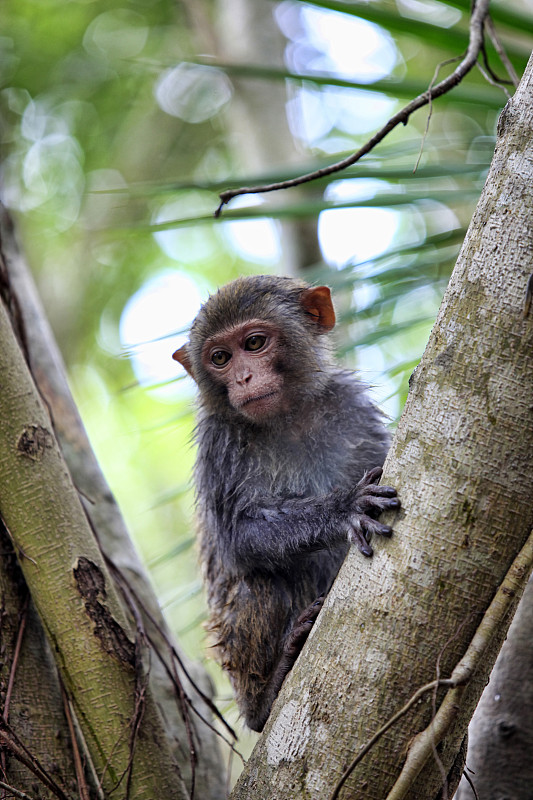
284, 596, 325, 660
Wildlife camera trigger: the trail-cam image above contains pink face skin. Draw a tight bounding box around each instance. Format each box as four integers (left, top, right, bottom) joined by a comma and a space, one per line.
201, 320, 288, 422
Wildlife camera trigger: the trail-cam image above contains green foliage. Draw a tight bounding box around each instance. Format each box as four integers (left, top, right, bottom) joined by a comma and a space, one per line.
1, 0, 531, 713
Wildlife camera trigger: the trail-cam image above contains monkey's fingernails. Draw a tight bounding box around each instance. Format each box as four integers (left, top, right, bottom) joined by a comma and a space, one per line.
376, 523, 393, 537
360, 541, 374, 557
350, 529, 374, 556
365, 485, 397, 497
379, 486, 398, 498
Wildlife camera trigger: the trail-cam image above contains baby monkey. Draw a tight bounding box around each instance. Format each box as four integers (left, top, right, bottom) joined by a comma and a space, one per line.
173, 275, 399, 732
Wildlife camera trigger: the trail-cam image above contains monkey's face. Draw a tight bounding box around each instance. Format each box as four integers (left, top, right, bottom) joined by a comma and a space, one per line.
172, 278, 337, 422
200, 320, 288, 422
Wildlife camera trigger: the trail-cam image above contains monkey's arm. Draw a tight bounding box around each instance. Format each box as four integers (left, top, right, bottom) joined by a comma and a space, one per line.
231, 468, 399, 571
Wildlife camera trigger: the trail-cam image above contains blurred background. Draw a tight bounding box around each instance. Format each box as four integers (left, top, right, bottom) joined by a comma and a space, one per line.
1, 0, 531, 747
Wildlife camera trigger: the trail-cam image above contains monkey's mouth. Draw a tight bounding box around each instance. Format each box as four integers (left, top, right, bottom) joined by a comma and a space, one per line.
239, 390, 279, 408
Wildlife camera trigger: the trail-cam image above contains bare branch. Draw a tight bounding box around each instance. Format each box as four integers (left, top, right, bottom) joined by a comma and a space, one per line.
215, 0, 492, 216
0, 781, 36, 800
484, 17, 520, 87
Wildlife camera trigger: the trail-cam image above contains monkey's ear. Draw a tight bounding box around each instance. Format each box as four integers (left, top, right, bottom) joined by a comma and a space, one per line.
300, 286, 336, 332
172, 344, 196, 380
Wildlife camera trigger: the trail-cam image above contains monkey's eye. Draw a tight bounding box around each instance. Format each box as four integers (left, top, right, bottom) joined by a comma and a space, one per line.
244, 334, 267, 352
211, 350, 231, 367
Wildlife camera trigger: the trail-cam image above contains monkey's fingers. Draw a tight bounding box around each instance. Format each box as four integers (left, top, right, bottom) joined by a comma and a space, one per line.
348, 514, 393, 556
285, 597, 325, 659
357, 466, 383, 488
295, 595, 324, 626
350, 527, 374, 557
363, 484, 398, 497
357, 492, 400, 517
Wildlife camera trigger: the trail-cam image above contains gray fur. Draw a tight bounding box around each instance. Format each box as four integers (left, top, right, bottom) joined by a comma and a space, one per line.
185, 276, 394, 731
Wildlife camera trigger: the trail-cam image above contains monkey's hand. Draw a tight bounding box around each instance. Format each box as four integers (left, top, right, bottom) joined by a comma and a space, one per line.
346, 466, 400, 557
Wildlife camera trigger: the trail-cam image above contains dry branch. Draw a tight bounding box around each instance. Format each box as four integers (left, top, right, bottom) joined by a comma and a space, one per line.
216, 0, 493, 214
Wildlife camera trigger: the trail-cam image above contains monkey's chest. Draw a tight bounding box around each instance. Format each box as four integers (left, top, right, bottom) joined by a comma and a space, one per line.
251, 437, 353, 498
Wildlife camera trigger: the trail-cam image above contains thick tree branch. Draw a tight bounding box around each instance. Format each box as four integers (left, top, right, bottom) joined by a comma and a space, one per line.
385, 528, 533, 800
328, 528, 533, 800
215, 0, 492, 216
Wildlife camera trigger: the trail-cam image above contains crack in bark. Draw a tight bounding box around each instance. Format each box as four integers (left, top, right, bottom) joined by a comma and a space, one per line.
73, 557, 135, 668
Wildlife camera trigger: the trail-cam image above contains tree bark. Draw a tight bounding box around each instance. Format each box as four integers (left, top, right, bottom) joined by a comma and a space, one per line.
455, 575, 533, 800
0, 520, 79, 799
0, 263, 187, 798
231, 52, 533, 800
0, 208, 227, 799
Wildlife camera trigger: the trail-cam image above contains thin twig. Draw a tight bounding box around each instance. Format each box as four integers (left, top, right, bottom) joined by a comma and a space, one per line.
0, 781, 36, 800
105, 554, 237, 741
462, 768, 480, 800
215, 0, 492, 216
144, 627, 245, 766
167, 643, 197, 800
485, 17, 519, 86
104, 556, 195, 798
479, 40, 514, 88
0, 723, 70, 800
60, 684, 90, 800
413, 55, 463, 173
4, 596, 29, 723
327, 678, 455, 800
476, 61, 511, 99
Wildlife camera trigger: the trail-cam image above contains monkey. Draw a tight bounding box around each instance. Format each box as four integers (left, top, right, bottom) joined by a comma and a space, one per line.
172, 275, 399, 732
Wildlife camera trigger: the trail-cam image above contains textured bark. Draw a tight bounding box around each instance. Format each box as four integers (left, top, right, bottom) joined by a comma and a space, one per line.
0, 522, 78, 798
455, 576, 533, 800
231, 53, 533, 800
0, 209, 226, 799
0, 276, 186, 798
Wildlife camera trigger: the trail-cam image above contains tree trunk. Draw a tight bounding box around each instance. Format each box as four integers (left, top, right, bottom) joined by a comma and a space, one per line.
0, 208, 227, 799
0, 245, 187, 798
0, 519, 79, 799
455, 575, 533, 800
231, 52, 533, 800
